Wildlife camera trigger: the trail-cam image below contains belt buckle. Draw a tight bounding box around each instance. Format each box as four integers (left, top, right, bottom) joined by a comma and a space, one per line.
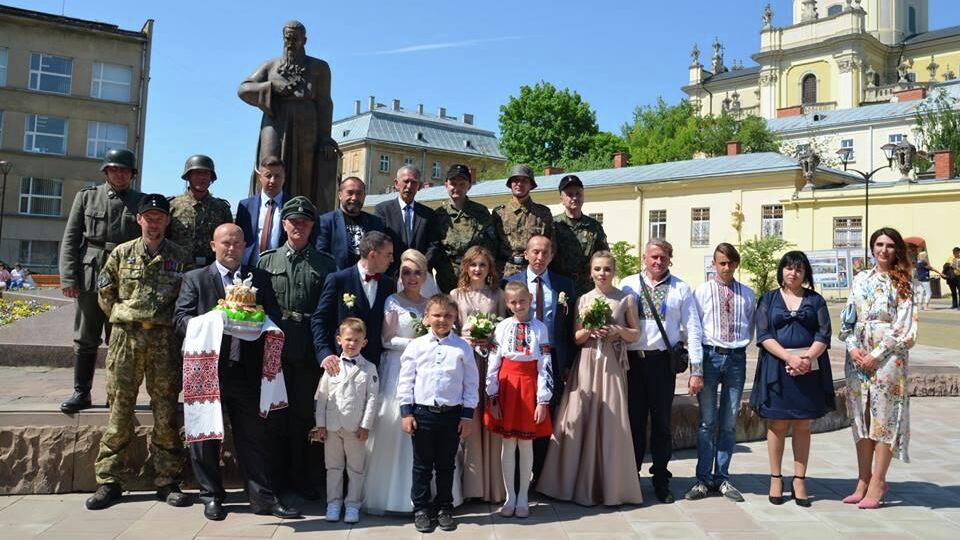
141, 321, 153, 330
290, 312, 303, 322
428, 404, 443, 413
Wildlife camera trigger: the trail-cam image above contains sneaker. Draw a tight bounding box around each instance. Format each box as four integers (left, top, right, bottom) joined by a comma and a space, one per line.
414, 510, 435, 533
325, 501, 342, 522
719, 480, 745, 502
344, 506, 360, 524
436, 507, 456, 531
684, 481, 711, 501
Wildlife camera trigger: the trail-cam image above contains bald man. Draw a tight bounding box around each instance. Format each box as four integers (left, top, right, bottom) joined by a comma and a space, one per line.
174, 223, 300, 521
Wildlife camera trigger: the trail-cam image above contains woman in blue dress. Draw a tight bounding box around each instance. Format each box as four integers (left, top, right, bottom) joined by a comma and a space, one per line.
749, 251, 835, 508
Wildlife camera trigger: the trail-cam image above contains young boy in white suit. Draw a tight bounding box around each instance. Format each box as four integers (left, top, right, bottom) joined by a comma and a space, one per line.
310, 318, 379, 523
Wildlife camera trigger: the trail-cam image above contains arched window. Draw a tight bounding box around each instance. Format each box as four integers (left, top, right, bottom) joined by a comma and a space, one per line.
827, 4, 843, 17
909, 6, 917, 34
801, 74, 818, 105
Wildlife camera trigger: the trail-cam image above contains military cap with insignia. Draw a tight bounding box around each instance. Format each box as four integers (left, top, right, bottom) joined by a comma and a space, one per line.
506, 163, 537, 189
446, 164, 472, 183
281, 196, 317, 220
558, 174, 584, 192
138, 193, 170, 215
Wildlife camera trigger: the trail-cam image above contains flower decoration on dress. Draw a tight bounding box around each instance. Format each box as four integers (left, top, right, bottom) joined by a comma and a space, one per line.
342, 293, 356, 309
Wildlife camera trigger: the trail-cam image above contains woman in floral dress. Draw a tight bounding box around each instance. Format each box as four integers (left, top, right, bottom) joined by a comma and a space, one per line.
840, 228, 917, 509
450, 246, 507, 502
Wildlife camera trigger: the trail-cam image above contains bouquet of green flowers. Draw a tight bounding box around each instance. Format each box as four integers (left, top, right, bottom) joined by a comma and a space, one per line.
465, 312, 502, 341
410, 312, 429, 337
580, 297, 612, 330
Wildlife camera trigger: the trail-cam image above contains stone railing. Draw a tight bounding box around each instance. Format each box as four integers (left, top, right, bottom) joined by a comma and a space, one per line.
803, 101, 838, 113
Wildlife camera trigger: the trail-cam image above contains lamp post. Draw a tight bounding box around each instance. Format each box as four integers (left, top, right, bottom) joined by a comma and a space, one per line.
0, 160, 12, 258
834, 142, 915, 261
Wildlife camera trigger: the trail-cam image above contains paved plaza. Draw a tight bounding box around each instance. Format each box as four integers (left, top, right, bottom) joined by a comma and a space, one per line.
0, 396, 957, 539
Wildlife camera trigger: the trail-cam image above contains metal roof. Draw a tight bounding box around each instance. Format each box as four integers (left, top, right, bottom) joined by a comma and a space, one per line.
704, 66, 761, 84
365, 152, 858, 206
903, 24, 960, 45
333, 108, 505, 159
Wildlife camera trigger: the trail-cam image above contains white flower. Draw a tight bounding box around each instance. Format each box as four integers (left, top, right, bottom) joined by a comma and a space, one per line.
558, 291, 568, 305
342, 293, 356, 308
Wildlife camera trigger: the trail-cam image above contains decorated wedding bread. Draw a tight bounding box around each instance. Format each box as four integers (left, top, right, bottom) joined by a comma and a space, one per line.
214, 273, 266, 327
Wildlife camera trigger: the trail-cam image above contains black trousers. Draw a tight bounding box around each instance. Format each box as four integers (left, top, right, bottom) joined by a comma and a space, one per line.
190, 377, 278, 510
267, 354, 323, 495
411, 406, 461, 513
947, 278, 959, 308
627, 350, 676, 488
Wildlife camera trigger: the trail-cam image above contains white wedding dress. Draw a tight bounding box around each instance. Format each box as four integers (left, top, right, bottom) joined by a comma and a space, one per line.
362, 293, 464, 515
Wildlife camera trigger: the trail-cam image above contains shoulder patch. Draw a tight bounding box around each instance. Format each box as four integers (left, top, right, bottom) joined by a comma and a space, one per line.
80, 185, 98, 192
259, 248, 278, 256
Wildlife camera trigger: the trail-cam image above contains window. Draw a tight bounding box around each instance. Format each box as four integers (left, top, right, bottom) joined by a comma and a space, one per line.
691, 208, 710, 247
379, 154, 390, 173
19, 240, 60, 273
432, 161, 442, 179
801, 74, 817, 105
86, 122, 128, 159
889, 133, 905, 144
834, 216, 863, 248
24, 115, 68, 155
588, 213, 604, 224
19, 177, 63, 217
827, 4, 843, 16
0, 47, 7, 86
404, 156, 415, 167
0, 111, 4, 147
91, 62, 133, 101
29, 53, 72, 95
350, 153, 360, 172
761, 204, 784, 239
840, 138, 855, 161
649, 210, 667, 240
909, 6, 917, 34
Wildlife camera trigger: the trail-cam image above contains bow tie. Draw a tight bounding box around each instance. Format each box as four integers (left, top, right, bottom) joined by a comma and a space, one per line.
364, 273, 381, 282
341, 357, 358, 364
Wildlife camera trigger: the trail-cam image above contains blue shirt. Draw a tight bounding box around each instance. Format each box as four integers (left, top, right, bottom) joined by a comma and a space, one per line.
526, 268, 555, 342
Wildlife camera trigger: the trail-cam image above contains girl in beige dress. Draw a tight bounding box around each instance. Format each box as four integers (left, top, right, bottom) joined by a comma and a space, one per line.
537, 251, 644, 506
449, 246, 507, 503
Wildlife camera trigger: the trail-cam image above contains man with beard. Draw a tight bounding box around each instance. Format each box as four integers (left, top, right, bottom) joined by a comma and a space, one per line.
167, 155, 233, 268
315, 177, 385, 270
374, 165, 439, 278
239, 20, 339, 213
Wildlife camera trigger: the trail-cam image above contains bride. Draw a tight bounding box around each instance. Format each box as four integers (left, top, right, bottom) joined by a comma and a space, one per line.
363, 249, 463, 514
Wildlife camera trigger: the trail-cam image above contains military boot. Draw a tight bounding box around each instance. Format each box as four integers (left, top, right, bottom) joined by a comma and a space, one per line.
60, 352, 97, 413
85, 483, 122, 510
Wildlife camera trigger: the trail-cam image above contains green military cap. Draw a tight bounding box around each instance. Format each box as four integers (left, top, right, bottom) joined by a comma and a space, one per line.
506, 163, 537, 189
281, 196, 317, 220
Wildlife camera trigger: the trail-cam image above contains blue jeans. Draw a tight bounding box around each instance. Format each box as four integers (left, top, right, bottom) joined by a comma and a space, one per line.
695, 347, 747, 485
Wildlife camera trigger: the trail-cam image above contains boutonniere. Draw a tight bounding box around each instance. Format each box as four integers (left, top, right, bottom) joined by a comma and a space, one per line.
342, 293, 356, 309
558, 291, 569, 315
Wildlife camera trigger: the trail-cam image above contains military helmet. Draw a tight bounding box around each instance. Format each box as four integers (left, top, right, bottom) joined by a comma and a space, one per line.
181, 154, 217, 181
100, 148, 137, 174
505, 163, 537, 189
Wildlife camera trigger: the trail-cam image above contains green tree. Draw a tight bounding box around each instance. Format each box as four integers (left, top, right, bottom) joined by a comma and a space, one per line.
738, 236, 793, 295
498, 81, 600, 169
914, 88, 960, 176
610, 241, 640, 281
557, 131, 629, 172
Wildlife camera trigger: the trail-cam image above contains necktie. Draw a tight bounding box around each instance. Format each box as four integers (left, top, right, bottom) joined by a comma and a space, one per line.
534, 276, 544, 321
259, 199, 274, 253
365, 273, 381, 282
720, 282, 735, 342
403, 205, 414, 244
223, 271, 241, 361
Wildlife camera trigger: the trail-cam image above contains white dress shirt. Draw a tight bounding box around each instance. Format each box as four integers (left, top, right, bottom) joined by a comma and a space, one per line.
215, 261, 242, 361
356, 261, 378, 306
256, 192, 283, 253
486, 317, 553, 404
397, 331, 479, 420
525, 268, 555, 342
620, 272, 704, 374
694, 278, 756, 349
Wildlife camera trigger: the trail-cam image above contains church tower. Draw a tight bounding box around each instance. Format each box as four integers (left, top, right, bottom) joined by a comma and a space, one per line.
791, 0, 928, 45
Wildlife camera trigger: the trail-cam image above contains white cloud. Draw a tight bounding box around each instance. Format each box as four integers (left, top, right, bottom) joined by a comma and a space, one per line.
358, 35, 529, 56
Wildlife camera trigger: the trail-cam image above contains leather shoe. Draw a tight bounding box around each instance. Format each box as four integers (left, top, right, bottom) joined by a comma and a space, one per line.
257, 503, 302, 519
203, 500, 226, 521
60, 390, 92, 414
85, 483, 121, 510
655, 487, 676, 504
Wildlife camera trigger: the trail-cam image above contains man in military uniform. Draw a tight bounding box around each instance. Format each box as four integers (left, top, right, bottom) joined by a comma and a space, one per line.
492, 164, 554, 277
85, 194, 191, 510
257, 196, 336, 500
59, 148, 145, 413
550, 174, 609, 295
432, 164, 496, 293
167, 155, 233, 268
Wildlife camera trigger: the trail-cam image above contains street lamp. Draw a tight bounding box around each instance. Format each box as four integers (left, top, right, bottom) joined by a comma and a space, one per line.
0, 160, 12, 257
834, 142, 907, 261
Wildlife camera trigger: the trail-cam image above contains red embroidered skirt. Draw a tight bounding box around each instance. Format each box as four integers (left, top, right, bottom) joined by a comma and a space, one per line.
484, 358, 552, 440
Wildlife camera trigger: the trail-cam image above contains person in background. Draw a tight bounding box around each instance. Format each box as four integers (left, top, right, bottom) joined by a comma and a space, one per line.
942, 253, 958, 309
314, 177, 385, 270
912, 251, 932, 311
236, 156, 291, 267
549, 174, 608, 295
433, 164, 495, 294
167, 154, 233, 268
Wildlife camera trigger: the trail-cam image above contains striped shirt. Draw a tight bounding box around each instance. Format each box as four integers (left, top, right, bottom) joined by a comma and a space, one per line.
694, 278, 756, 350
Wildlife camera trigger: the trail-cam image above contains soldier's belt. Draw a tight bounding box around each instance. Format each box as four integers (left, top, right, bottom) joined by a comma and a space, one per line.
86, 240, 118, 252
281, 310, 310, 322
510, 255, 526, 265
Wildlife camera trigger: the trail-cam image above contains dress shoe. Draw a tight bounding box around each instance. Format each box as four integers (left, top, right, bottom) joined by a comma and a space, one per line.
768, 474, 785, 505
259, 503, 302, 519
414, 510, 435, 533
204, 500, 226, 521
85, 483, 122, 510
156, 484, 191, 507
654, 487, 675, 504
792, 476, 811, 507
60, 390, 92, 414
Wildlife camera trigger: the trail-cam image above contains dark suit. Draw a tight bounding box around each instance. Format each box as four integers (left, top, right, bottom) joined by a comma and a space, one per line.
236, 192, 291, 267
374, 197, 439, 275
311, 265, 395, 366
503, 268, 577, 483
174, 263, 282, 509
314, 208, 386, 270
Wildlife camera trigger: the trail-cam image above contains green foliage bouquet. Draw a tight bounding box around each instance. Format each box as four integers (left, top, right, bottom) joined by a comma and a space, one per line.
580, 297, 612, 330
465, 312, 502, 340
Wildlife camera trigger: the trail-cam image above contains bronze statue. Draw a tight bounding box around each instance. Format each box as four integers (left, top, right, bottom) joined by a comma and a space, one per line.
239, 21, 339, 212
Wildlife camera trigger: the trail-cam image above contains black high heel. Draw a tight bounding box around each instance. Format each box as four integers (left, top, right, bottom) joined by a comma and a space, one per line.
769, 474, 785, 505
793, 476, 811, 507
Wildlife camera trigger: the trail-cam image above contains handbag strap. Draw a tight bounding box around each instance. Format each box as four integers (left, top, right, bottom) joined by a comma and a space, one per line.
639, 276, 673, 350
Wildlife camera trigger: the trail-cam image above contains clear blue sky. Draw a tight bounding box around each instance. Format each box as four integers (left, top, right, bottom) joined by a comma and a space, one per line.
9, 0, 960, 207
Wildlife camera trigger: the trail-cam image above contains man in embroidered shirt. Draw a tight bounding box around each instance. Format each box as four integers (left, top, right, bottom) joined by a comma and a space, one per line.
397, 294, 479, 533
685, 243, 756, 503
620, 238, 704, 504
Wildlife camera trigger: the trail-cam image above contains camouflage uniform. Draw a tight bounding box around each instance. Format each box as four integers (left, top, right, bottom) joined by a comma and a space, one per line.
433, 197, 496, 293
94, 237, 189, 488
492, 196, 554, 278
167, 191, 233, 267
550, 213, 609, 295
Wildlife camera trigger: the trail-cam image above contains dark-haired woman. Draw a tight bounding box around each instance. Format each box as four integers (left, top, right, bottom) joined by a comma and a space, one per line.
840, 228, 917, 509
749, 251, 835, 507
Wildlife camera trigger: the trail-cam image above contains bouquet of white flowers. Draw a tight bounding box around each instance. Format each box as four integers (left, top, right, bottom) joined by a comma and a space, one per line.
465, 312, 502, 341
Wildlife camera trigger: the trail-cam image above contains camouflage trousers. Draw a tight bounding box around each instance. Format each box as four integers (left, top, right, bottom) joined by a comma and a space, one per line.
435, 261, 461, 296
94, 324, 183, 487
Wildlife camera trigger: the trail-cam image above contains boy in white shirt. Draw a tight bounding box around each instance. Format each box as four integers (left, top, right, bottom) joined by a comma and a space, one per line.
310, 318, 379, 524
398, 294, 479, 533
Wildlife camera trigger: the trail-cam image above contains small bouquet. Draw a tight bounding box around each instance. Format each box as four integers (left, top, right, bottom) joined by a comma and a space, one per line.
465, 312, 502, 341
580, 297, 612, 359
343, 293, 356, 309
410, 312, 429, 337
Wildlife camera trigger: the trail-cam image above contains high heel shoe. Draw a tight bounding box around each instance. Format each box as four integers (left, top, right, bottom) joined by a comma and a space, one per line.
792, 476, 811, 507
842, 493, 864, 504
768, 474, 785, 505
857, 484, 889, 510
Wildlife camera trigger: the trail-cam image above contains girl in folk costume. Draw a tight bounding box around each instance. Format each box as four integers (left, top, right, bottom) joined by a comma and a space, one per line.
484, 281, 553, 518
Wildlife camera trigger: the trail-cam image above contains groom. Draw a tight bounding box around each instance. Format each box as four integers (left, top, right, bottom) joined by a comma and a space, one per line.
312, 230, 395, 374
